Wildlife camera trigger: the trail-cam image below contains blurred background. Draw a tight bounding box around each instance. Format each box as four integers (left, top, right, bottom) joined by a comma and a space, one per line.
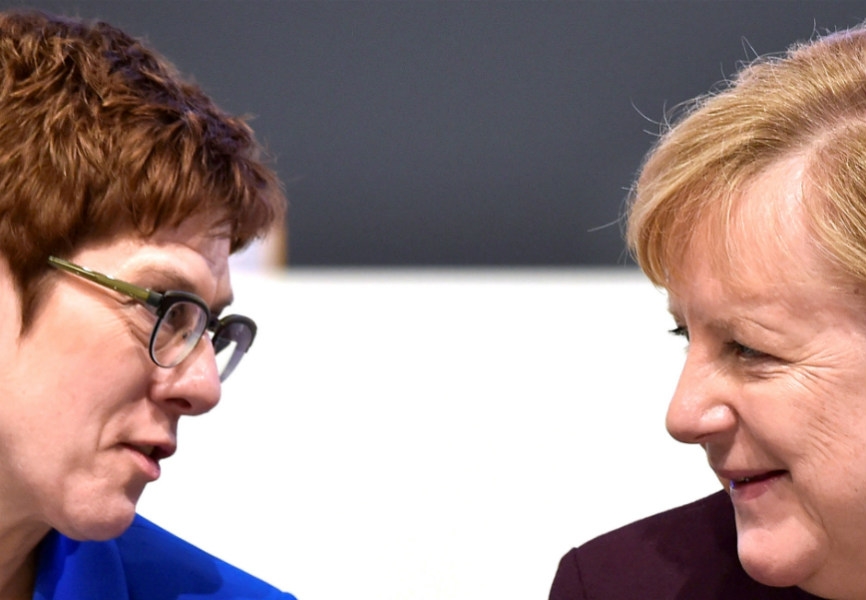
5, 1, 865, 269
4, 2, 866, 600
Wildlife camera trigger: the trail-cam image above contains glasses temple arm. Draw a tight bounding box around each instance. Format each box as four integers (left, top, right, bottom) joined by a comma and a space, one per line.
47, 256, 162, 308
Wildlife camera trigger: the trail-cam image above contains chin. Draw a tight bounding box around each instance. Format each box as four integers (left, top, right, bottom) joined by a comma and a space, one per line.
55, 500, 138, 542
737, 531, 818, 589
740, 554, 805, 588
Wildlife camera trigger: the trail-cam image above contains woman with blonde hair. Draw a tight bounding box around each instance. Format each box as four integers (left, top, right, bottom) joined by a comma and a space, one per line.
552, 25, 866, 600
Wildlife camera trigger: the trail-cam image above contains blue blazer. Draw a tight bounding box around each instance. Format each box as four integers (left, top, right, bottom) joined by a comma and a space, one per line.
35, 514, 296, 599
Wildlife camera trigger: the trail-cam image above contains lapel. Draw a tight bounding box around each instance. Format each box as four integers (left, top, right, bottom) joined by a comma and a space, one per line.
34, 530, 130, 600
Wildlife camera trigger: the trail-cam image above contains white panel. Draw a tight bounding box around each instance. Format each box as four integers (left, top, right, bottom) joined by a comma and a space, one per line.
137, 269, 720, 600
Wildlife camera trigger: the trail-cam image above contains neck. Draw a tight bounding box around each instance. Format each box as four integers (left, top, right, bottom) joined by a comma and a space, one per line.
0, 524, 50, 600
0, 546, 38, 600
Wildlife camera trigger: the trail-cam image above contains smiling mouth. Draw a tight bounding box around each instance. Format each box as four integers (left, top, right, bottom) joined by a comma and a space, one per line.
730, 470, 787, 490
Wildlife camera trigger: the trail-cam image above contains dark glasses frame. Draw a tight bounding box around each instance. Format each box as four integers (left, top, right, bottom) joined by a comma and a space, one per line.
47, 256, 256, 381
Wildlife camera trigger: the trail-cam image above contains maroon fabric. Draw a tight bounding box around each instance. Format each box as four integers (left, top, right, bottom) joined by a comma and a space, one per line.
549, 491, 821, 599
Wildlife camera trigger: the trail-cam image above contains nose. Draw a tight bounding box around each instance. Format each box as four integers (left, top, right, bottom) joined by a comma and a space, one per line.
151, 337, 222, 416
666, 349, 737, 445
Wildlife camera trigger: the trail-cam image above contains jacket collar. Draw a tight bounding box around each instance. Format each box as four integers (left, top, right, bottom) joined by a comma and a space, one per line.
34, 530, 129, 600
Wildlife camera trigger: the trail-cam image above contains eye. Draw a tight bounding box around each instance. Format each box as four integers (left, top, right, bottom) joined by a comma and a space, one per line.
668, 325, 689, 341
728, 341, 769, 361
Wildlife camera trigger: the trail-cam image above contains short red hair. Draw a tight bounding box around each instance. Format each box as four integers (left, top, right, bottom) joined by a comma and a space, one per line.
0, 10, 285, 328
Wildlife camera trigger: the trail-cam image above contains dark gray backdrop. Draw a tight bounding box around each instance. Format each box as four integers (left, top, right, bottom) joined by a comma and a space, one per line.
3, 1, 866, 267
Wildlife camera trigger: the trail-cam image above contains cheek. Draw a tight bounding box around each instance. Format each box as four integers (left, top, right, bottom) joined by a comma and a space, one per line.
0, 304, 156, 454
58, 318, 154, 386
5, 337, 154, 441
766, 368, 866, 491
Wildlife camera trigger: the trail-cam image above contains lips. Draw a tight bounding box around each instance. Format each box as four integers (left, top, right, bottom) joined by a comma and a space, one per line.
123, 442, 176, 462
120, 440, 176, 482
730, 470, 786, 489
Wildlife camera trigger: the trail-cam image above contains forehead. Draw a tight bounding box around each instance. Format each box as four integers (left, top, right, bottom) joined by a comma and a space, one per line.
670, 156, 831, 297
72, 216, 233, 303
146, 218, 232, 273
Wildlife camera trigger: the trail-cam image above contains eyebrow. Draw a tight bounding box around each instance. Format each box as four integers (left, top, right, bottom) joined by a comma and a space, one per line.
134, 267, 234, 315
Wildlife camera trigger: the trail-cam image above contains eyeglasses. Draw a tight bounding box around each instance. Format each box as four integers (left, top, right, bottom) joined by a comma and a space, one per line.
47, 256, 256, 382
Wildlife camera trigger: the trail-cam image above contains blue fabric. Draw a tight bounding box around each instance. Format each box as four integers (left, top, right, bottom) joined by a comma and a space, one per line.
34, 515, 296, 600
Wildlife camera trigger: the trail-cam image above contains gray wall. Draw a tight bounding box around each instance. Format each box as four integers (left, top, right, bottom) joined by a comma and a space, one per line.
3, 1, 866, 266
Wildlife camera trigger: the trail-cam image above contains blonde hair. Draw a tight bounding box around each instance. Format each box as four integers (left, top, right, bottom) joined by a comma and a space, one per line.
628, 25, 866, 287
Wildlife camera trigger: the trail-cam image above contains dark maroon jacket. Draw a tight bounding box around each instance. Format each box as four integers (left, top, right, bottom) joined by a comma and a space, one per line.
549, 491, 821, 599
